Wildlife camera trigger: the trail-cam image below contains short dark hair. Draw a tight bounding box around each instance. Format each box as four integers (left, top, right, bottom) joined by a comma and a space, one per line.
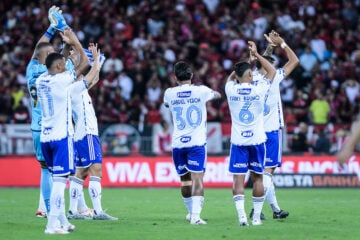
35, 42, 53, 51
45, 52, 64, 69
234, 61, 251, 77
174, 61, 192, 81
256, 55, 275, 69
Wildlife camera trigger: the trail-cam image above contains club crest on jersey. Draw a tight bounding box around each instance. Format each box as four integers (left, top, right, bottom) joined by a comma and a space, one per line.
180, 136, 191, 143
237, 88, 251, 95
177, 91, 191, 98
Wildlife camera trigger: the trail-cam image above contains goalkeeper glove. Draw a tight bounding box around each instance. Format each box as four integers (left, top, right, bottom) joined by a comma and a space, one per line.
45, 6, 61, 39
48, 5, 69, 32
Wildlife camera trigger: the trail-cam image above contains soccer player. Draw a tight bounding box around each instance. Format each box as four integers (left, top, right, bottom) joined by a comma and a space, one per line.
225, 41, 276, 226
163, 61, 221, 225
67, 44, 118, 221
36, 29, 101, 234
26, 5, 69, 218
250, 30, 299, 220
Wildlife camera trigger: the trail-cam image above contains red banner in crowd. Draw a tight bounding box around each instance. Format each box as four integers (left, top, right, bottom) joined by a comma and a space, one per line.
0, 155, 359, 187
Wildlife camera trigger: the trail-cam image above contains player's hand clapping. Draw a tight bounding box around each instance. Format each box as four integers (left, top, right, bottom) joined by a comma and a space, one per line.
248, 41, 258, 56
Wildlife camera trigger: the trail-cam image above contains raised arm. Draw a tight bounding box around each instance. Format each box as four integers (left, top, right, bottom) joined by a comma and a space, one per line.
336, 120, 360, 166
83, 44, 101, 88
213, 91, 222, 99
262, 33, 277, 57
61, 43, 71, 59
248, 41, 276, 81
31, 6, 62, 58
226, 71, 237, 82
60, 29, 89, 77
269, 31, 299, 77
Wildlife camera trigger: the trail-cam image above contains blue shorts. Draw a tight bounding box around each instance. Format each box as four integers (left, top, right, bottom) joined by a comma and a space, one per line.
228, 143, 265, 174
74, 134, 102, 168
264, 130, 282, 168
32, 131, 45, 162
172, 145, 206, 175
41, 137, 75, 177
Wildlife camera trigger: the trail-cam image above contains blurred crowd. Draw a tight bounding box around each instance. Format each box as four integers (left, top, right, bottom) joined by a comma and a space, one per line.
1, 0, 360, 152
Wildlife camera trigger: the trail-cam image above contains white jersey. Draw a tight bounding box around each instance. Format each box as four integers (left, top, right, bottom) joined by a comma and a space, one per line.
36, 70, 87, 142
253, 68, 285, 132
163, 84, 217, 148
225, 76, 271, 146
72, 90, 99, 141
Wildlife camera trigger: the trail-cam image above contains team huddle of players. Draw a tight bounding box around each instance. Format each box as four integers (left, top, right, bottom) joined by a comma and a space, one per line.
27, 5, 117, 235
27, 3, 309, 234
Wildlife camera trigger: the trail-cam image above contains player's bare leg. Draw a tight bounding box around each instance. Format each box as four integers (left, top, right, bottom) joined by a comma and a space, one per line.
180, 172, 192, 221
190, 172, 206, 225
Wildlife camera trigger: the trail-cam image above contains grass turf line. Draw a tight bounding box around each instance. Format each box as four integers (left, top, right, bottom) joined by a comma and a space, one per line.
0, 188, 359, 240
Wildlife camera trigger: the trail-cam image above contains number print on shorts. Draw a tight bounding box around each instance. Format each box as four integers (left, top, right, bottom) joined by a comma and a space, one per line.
174, 105, 202, 130
239, 101, 254, 124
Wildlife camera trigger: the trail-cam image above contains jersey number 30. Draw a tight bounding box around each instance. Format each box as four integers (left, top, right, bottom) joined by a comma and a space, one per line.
174, 105, 202, 130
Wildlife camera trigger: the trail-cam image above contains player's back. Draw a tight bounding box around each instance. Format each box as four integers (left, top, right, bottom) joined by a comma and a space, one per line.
255, 69, 286, 131
225, 80, 269, 146
72, 90, 99, 141
26, 59, 47, 131
164, 84, 215, 148
36, 71, 75, 142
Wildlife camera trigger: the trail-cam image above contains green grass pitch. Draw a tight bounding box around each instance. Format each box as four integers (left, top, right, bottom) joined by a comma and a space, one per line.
0, 188, 359, 240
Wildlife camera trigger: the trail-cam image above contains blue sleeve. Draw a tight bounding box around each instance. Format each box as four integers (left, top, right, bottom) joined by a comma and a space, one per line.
65, 59, 75, 71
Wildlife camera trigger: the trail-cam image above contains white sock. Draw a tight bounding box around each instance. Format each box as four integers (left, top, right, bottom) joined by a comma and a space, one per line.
191, 196, 204, 220
47, 177, 66, 229
68, 176, 84, 213
89, 176, 103, 214
263, 172, 272, 197
38, 191, 46, 212
183, 197, 192, 215
267, 180, 281, 213
78, 188, 89, 212
252, 196, 265, 221
233, 194, 245, 219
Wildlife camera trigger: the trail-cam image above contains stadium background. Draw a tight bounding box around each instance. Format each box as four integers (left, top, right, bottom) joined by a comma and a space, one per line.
0, 0, 360, 187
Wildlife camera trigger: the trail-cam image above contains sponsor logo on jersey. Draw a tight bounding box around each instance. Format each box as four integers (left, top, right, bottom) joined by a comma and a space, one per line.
43, 127, 53, 135
177, 91, 192, 98
180, 136, 191, 143
237, 88, 251, 95
241, 130, 253, 137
